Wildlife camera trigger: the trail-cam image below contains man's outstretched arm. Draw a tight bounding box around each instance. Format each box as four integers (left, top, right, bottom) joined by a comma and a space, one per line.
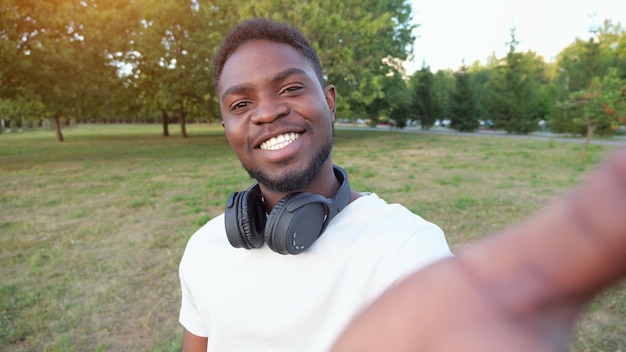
331, 146, 626, 352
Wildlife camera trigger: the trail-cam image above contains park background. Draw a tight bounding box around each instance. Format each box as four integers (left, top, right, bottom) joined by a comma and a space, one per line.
1, 0, 626, 351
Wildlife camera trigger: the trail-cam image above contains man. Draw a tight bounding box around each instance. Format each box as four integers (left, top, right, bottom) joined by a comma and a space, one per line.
178, 18, 451, 351
331, 146, 626, 351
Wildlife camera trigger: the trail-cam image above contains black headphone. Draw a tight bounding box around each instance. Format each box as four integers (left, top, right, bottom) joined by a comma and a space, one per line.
224, 165, 351, 255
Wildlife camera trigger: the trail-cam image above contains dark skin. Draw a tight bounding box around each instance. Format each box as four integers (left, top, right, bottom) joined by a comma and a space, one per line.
219, 39, 340, 210
183, 39, 361, 351
331, 146, 626, 352
182, 329, 207, 352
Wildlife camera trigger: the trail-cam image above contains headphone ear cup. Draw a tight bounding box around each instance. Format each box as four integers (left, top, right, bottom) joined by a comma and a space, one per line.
225, 185, 266, 249
265, 192, 328, 255
264, 193, 298, 254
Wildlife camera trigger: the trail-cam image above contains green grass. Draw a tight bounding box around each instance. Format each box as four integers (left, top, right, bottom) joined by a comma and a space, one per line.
1, 124, 624, 351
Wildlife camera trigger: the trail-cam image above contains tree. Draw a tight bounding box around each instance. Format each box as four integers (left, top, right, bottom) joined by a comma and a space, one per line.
468, 63, 492, 128
0, 97, 45, 132
384, 72, 413, 128
409, 65, 439, 129
564, 68, 626, 157
595, 21, 626, 79
129, 0, 229, 137
550, 20, 626, 136
240, 0, 416, 120
2, 0, 418, 136
449, 65, 479, 132
431, 70, 455, 124
0, 0, 136, 141
549, 27, 609, 135
483, 28, 545, 134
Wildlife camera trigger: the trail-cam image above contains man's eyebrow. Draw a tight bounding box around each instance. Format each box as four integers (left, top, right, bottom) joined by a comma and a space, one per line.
271, 67, 308, 86
221, 83, 252, 103
221, 68, 308, 102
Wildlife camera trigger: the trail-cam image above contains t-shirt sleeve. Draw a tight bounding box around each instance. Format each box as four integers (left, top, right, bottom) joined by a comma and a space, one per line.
178, 247, 209, 338
388, 222, 452, 285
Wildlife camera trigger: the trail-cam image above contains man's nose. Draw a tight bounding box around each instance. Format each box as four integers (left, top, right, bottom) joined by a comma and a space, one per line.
251, 95, 290, 124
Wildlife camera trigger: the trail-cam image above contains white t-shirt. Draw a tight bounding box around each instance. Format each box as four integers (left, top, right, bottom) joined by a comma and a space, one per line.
179, 193, 451, 352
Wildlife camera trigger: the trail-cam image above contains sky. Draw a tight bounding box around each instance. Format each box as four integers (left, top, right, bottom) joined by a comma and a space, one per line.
405, 0, 626, 73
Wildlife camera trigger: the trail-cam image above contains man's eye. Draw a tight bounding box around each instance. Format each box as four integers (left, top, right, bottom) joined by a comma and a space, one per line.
231, 101, 249, 111
282, 86, 302, 94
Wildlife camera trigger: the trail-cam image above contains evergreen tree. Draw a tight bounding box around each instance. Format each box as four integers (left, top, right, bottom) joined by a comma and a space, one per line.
449, 65, 479, 132
483, 28, 543, 134
387, 72, 412, 129
366, 71, 412, 128
468, 63, 492, 127
431, 70, 455, 124
409, 65, 439, 130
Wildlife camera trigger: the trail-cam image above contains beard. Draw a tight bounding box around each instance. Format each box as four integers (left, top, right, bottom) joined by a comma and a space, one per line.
243, 134, 333, 194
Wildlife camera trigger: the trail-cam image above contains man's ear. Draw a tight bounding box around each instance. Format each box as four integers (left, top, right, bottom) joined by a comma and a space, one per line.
324, 85, 337, 121
221, 119, 232, 146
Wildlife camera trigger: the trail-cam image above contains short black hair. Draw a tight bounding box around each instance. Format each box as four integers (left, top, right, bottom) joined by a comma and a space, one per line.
212, 18, 325, 93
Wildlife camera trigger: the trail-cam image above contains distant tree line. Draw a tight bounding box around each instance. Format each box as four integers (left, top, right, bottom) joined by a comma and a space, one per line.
403, 22, 626, 156
1, 0, 626, 152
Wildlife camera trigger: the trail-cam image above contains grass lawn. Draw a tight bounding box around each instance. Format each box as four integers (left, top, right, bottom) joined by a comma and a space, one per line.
1, 124, 624, 351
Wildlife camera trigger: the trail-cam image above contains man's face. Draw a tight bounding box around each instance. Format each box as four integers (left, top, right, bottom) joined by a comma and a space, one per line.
219, 39, 336, 193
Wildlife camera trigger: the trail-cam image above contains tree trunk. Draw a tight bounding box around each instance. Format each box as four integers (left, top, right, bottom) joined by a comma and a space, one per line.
162, 110, 169, 137
580, 122, 595, 158
180, 101, 188, 138
53, 114, 64, 142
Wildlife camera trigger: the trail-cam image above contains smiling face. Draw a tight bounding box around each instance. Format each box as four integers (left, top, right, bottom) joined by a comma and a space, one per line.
219, 39, 336, 194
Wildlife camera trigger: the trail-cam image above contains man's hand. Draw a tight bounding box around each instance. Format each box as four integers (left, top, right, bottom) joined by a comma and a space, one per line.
331, 146, 626, 352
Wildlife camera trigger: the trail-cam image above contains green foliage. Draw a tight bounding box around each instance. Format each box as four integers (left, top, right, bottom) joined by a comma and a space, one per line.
1, 0, 416, 137
563, 68, 626, 156
482, 29, 545, 134
367, 71, 412, 127
409, 66, 439, 129
0, 0, 137, 140
239, 0, 416, 119
449, 66, 479, 132
129, 0, 230, 131
2, 1, 625, 140
468, 64, 492, 124
431, 70, 456, 122
549, 21, 626, 135
0, 97, 45, 129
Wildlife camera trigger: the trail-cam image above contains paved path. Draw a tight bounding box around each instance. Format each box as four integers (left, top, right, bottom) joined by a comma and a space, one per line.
336, 125, 626, 147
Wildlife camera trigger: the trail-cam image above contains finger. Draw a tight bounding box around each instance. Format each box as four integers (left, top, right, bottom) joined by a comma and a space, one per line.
460, 146, 626, 313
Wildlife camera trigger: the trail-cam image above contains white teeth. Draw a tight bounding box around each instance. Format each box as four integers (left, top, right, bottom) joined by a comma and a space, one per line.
260, 132, 300, 151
